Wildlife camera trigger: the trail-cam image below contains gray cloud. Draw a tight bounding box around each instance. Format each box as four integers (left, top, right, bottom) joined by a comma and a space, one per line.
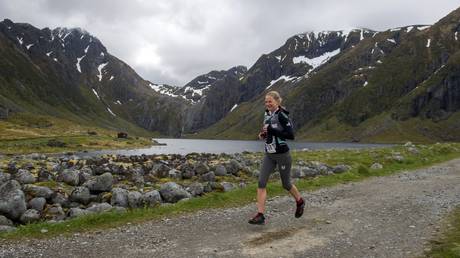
0, 0, 458, 85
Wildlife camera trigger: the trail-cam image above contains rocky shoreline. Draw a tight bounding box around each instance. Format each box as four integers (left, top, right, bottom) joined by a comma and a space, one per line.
0, 150, 364, 232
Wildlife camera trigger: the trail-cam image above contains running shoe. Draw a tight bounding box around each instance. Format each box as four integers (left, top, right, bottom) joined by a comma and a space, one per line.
248, 213, 265, 225
295, 198, 305, 218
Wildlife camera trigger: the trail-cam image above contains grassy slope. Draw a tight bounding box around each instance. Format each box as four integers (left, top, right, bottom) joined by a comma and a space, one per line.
1, 143, 459, 240
0, 112, 159, 154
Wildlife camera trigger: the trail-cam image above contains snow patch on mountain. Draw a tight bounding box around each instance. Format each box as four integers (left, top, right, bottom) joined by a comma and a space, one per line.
426, 39, 431, 48
107, 107, 116, 116
292, 48, 341, 70
92, 89, 100, 100
76, 55, 85, 73
266, 75, 296, 89
97, 62, 108, 81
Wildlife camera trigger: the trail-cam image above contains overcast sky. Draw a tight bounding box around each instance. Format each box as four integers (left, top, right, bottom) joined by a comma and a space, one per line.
0, 0, 459, 86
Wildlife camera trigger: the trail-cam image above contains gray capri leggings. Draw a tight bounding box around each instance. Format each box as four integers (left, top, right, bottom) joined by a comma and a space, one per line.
258, 152, 292, 191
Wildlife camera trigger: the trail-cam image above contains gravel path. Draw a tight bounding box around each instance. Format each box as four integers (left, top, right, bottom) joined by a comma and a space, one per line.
1, 158, 460, 258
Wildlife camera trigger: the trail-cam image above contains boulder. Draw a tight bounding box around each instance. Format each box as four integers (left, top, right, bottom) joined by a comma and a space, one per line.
291, 166, 304, 178
332, 165, 351, 174
127, 191, 143, 208
43, 203, 65, 221
150, 163, 170, 178
86, 203, 112, 213
220, 182, 235, 192
37, 169, 54, 182
168, 169, 182, 180
67, 207, 92, 218
58, 169, 80, 186
0, 215, 13, 226
194, 162, 209, 175
0, 180, 27, 220
200, 171, 216, 182
28, 197, 47, 212
69, 186, 91, 205
22, 185, 54, 199
159, 182, 191, 203
214, 165, 227, 176
0, 225, 16, 233
370, 163, 383, 170
186, 182, 204, 196
20, 209, 41, 224
15, 169, 36, 184
226, 160, 242, 175
84, 172, 113, 193
143, 190, 162, 207
0, 172, 11, 184
111, 188, 129, 207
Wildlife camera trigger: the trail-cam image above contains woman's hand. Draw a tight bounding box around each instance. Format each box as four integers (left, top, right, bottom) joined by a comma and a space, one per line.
258, 125, 269, 139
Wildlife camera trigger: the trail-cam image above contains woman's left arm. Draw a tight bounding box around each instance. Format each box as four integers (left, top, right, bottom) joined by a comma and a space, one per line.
267, 112, 295, 140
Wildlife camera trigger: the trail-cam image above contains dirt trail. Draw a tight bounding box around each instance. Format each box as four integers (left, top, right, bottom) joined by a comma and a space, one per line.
2, 159, 460, 258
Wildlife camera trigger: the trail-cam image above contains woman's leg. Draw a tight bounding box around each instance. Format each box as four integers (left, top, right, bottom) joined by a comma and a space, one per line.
257, 188, 267, 213
257, 154, 276, 214
277, 153, 302, 201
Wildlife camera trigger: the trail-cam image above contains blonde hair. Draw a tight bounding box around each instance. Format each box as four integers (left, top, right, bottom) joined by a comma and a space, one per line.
266, 91, 282, 105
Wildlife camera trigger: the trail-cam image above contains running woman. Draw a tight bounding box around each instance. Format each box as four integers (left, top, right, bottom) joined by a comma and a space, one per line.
248, 91, 305, 225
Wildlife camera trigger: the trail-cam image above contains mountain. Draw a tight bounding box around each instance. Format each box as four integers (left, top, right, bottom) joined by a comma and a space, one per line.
198, 7, 460, 142
0, 19, 188, 136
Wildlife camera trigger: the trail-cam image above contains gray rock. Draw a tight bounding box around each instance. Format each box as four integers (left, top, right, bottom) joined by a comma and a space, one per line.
128, 191, 143, 208
112, 206, 127, 213
221, 182, 235, 192
168, 169, 182, 180
20, 209, 41, 224
143, 190, 162, 207
150, 163, 170, 178
392, 155, 405, 162
186, 182, 204, 196
214, 165, 227, 176
0, 225, 16, 233
84, 172, 113, 193
0, 215, 13, 226
226, 160, 242, 175
203, 182, 213, 193
37, 169, 54, 182
111, 188, 129, 207
407, 147, 420, 155
51, 193, 69, 207
0, 180, 27, 220
43, 204, 65, 221
28, 197, 47, 212
194, 162, 210, 175
371, 163, 383, 170
15, 169, 36, 184
86, 203, 112, 213
22, 185, 54, 199
159, 182, 191, 203
291, 167, 304, 178
302, 167, 320, 177
69, 186, 91, 205
200, 171, 216, 182
78, 171, 92, 185
0, 172, 11, 184
67, 208, 92, 218
58, 169, 80, 186
252, 170, 260, 178
333, 165, 351, 174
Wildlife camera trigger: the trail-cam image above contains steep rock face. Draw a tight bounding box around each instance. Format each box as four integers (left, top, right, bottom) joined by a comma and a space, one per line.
181, 66, 247, 132
201, 7, 460, 142
0, 19, 189, 136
